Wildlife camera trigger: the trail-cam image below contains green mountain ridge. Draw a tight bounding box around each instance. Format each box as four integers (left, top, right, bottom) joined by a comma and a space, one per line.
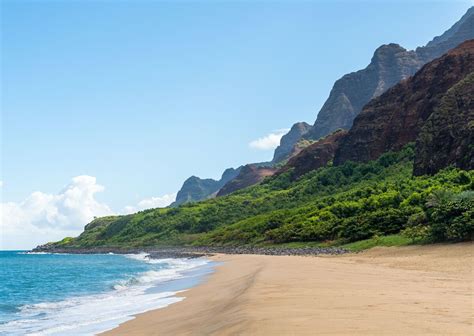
37, 36, 474, 252
172, 7, 474, 205
39, 145, 473, 250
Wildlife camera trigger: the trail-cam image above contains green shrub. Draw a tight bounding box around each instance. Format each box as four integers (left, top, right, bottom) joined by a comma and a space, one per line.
401, 226, 431, 242
427, 191, 474, 241
49, 145, 473, 248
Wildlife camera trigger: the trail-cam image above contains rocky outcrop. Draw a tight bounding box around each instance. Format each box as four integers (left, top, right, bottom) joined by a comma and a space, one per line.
172, 176, 221, 206
334, 40, 474, 170
217, 164, 277, 196
33, 245, 349, 256
416, 7, 474, 62
278, 130, 348, 180
305, 44, 424, 140
414, 72, 474, 175
174, 8, 474, 206
303, 7, 473, 141
172, 167, 241, 206
272, 122, 311, 163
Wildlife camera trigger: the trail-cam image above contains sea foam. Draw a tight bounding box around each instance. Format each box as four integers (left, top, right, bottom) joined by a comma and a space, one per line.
1, 254, 209, 336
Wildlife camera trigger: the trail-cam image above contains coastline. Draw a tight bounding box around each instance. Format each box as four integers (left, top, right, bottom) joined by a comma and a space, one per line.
0, 252, 216, 335
103, 243, 473, 335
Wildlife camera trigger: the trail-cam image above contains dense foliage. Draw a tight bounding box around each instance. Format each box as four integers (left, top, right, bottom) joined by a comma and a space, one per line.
54, 145, 473, 249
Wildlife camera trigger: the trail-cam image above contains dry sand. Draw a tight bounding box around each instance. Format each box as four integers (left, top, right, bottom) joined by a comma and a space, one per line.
103, 243, 473, 335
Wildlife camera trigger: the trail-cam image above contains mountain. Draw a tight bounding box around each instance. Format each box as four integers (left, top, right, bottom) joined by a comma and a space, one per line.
171, 167, 241, 206
38, 145, 473, 250
39, 43, 474, 251
414, 67, 474, 175
416, 7, 474, 62
278, 129, 348, 180
334, 40, 474, 172
305, 44, 423, 140
172, 8, 473, 204
217, 164, 277, 196
299, 7, 473, 142
272, 122, 311, 163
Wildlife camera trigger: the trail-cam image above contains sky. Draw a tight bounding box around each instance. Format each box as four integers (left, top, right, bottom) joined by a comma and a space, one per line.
1, 0, 472, 249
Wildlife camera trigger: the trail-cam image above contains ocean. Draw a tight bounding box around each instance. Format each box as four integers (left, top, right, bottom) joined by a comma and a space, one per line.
0, 251, 213, 335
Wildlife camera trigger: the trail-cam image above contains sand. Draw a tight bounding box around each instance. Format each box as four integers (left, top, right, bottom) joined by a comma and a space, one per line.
103, 243, 473, 335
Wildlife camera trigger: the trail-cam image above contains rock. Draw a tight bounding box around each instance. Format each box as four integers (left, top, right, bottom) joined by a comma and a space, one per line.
414, 72, 474, 175
278, 129, 348, 180
217, 164, 277, 196
334, 40, 474, 170
272, 122, 311, 163
416, 7, 474, 62
305, 44, 424, 141
31, 245, 350, 257
172, 167, 241, 206
303, 7, 474, 141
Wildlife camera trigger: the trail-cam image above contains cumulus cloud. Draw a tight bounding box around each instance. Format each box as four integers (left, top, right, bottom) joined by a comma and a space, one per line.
249, 128, 290, 150
123, 193, 177, 214
0, 176, 179, 250
0, 176, 113, 250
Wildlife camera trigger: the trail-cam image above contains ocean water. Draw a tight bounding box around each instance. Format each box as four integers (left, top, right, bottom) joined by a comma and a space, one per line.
0, 251, 213, 335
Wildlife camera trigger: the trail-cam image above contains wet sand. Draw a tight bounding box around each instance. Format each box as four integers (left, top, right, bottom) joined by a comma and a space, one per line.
103, 243, 473, 335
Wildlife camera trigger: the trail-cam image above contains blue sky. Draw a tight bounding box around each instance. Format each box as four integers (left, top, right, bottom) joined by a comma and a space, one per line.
1, 0, 472, 248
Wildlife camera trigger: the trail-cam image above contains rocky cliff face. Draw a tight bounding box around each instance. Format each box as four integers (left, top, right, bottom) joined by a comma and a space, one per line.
173, 8, 473, 206
172, 167, 241, 206
217, 164, 277, 197
302, 7, 473, 141
172, 176, 222, 206
278, 129, 348, 180
414, 71, 474, 175
416, 7, 474, 62
272, 122, 311, 163
305, 44, 423, 140
334, 40, 474, 170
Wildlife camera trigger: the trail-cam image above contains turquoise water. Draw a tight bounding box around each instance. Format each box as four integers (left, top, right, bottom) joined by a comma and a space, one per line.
0, 251, 212, 335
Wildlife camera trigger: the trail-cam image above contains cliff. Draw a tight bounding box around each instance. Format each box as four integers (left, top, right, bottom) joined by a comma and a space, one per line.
305, 44, 423, 140
416, 7, 474, 62
302, 7, 473, 141
334, 40, 474, 171
278, 129, 348, 180
217, 164, 277, 196
172, 167, 241, 206
414, 71, 474, 175
272, 122, 311, 163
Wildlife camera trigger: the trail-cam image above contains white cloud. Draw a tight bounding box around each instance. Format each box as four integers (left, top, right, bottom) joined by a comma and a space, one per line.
249, 128, 290, 150
0, 181, 3, 188
0, 176, 113, 250
123, 193, 177, 215
0, 176, 178, 250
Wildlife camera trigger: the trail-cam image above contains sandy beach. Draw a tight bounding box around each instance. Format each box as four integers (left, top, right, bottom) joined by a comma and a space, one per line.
103, 243, 473, 335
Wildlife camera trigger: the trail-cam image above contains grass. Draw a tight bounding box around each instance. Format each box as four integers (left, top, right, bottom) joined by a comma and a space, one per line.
258, 241, 333, 248
341, 234, 413, 252
260, 234, 414, 252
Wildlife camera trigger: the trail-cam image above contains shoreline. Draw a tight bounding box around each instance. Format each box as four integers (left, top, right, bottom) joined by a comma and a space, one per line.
0, 252, 217, 336
31, 245, 349, 257
103, 243, 473, 335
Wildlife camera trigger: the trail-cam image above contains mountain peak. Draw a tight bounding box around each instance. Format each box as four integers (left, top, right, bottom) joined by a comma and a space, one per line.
334, 39, 474, 168
272, 122, 311, 163
424, 6, 473, 49
217, 164, 277, 197
303, 7, 474, 141
371, 43, 407, 62
416, 6, 474, 61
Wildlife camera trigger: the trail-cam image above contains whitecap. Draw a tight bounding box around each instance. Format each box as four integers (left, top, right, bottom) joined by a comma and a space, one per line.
2, 256, 210, 336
